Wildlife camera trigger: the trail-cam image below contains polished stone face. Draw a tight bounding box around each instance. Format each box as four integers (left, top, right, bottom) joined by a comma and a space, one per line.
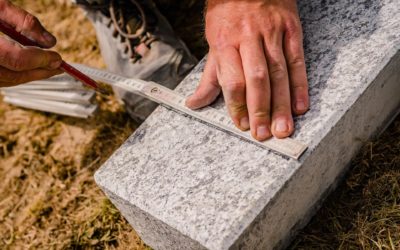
95, 1, 400, 249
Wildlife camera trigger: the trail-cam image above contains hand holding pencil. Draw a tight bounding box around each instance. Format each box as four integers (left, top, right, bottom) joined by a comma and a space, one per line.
0, 0, 102, 92
0, 0, 63, 87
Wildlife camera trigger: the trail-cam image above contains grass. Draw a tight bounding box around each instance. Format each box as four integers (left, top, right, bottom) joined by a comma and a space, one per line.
290, 116, 400, 249
0, 0, 399, 249
0, 1, 143, 249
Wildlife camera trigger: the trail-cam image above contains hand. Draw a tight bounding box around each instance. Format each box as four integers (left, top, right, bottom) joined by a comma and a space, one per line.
0, 0, 62, 87
186, 0, 309, 140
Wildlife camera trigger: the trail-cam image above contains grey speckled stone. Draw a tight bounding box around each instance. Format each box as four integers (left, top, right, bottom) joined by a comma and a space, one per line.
95, 1, 400, 249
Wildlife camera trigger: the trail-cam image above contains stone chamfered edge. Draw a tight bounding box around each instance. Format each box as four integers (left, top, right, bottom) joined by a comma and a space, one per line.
93, 1, 400, 249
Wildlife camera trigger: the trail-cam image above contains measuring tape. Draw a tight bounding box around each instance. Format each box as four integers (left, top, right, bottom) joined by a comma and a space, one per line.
73, 64, 308, 160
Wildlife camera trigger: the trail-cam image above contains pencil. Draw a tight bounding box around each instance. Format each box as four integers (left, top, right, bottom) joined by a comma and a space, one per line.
0, 20, 103, 92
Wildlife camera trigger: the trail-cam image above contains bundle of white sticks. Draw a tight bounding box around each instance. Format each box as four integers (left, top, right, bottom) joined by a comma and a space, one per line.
0, 74, 98, 118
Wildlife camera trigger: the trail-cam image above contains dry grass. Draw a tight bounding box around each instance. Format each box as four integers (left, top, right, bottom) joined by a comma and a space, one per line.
0, 0, 145, 249
0, 0, 399, 249
290, 116, 400, 249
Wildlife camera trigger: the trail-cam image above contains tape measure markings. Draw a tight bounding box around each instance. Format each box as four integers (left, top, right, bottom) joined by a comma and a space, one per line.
74, 64, 308, 159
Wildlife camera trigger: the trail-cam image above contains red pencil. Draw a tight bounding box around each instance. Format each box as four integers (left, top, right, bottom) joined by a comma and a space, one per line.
0, 20, 102, 92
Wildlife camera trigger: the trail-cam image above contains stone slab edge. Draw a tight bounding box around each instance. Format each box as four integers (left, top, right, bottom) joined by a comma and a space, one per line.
93, 1, 400, 246
95, 50, 400, 249
230, 51, 400, 249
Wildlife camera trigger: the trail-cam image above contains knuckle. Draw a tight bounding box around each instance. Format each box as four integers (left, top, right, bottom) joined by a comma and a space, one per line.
23, 13, 39, 29
223, 81, 245, 93
288, 56, 305, 68
228, 102, 247, 115
252, 110, 270, 119
9, 52, 26, 71
273, 104, 291, 114
263, 17, 283, 34
286, 18, 302, 34
240, 23, 258, 38
207, 30, 231, 50
268, 62, 286, 80
42, 50, 52, 64
212, 39, 230, 50
263, 24, 276, 34
0, 44, 25, 71
292, 85, 309, 99
0, 45, 11, 64
249, 67, 268, 83
292, 85, 308, 92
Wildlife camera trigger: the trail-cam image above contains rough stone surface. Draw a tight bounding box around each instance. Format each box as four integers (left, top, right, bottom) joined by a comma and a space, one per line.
95, 1, 400, 249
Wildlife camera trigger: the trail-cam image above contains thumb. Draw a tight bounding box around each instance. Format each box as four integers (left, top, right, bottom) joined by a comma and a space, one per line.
186, 55, 221, 109
0, 0, 56, 48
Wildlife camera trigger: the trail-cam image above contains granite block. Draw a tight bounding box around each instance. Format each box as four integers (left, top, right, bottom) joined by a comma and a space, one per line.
94, 1, 400, 249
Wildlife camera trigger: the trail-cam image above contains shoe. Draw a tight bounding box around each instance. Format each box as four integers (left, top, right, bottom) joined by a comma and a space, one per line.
74, 0, 198, 123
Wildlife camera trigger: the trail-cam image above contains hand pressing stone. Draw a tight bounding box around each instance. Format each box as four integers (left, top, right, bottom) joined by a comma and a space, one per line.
186, 0, 309, 140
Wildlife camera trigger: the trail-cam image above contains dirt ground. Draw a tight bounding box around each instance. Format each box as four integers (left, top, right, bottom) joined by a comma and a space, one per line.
0, 1, 399, 249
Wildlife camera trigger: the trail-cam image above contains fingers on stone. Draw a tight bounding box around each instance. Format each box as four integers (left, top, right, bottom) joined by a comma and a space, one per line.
216, 47, 248, 131
264, 31, 294, 138
240, 38, 272, 139
186, 54, 221, 110
284, 21, 309, 115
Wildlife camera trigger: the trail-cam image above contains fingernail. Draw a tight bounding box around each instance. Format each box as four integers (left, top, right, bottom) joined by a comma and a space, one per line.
256, 125, 270, 140
239, 116, 250, 130
185, 96, 196, 108
275, 118, 288, 133
296, 100, 306, 111
50, 60, 62, 69
42, 31, 56, 44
